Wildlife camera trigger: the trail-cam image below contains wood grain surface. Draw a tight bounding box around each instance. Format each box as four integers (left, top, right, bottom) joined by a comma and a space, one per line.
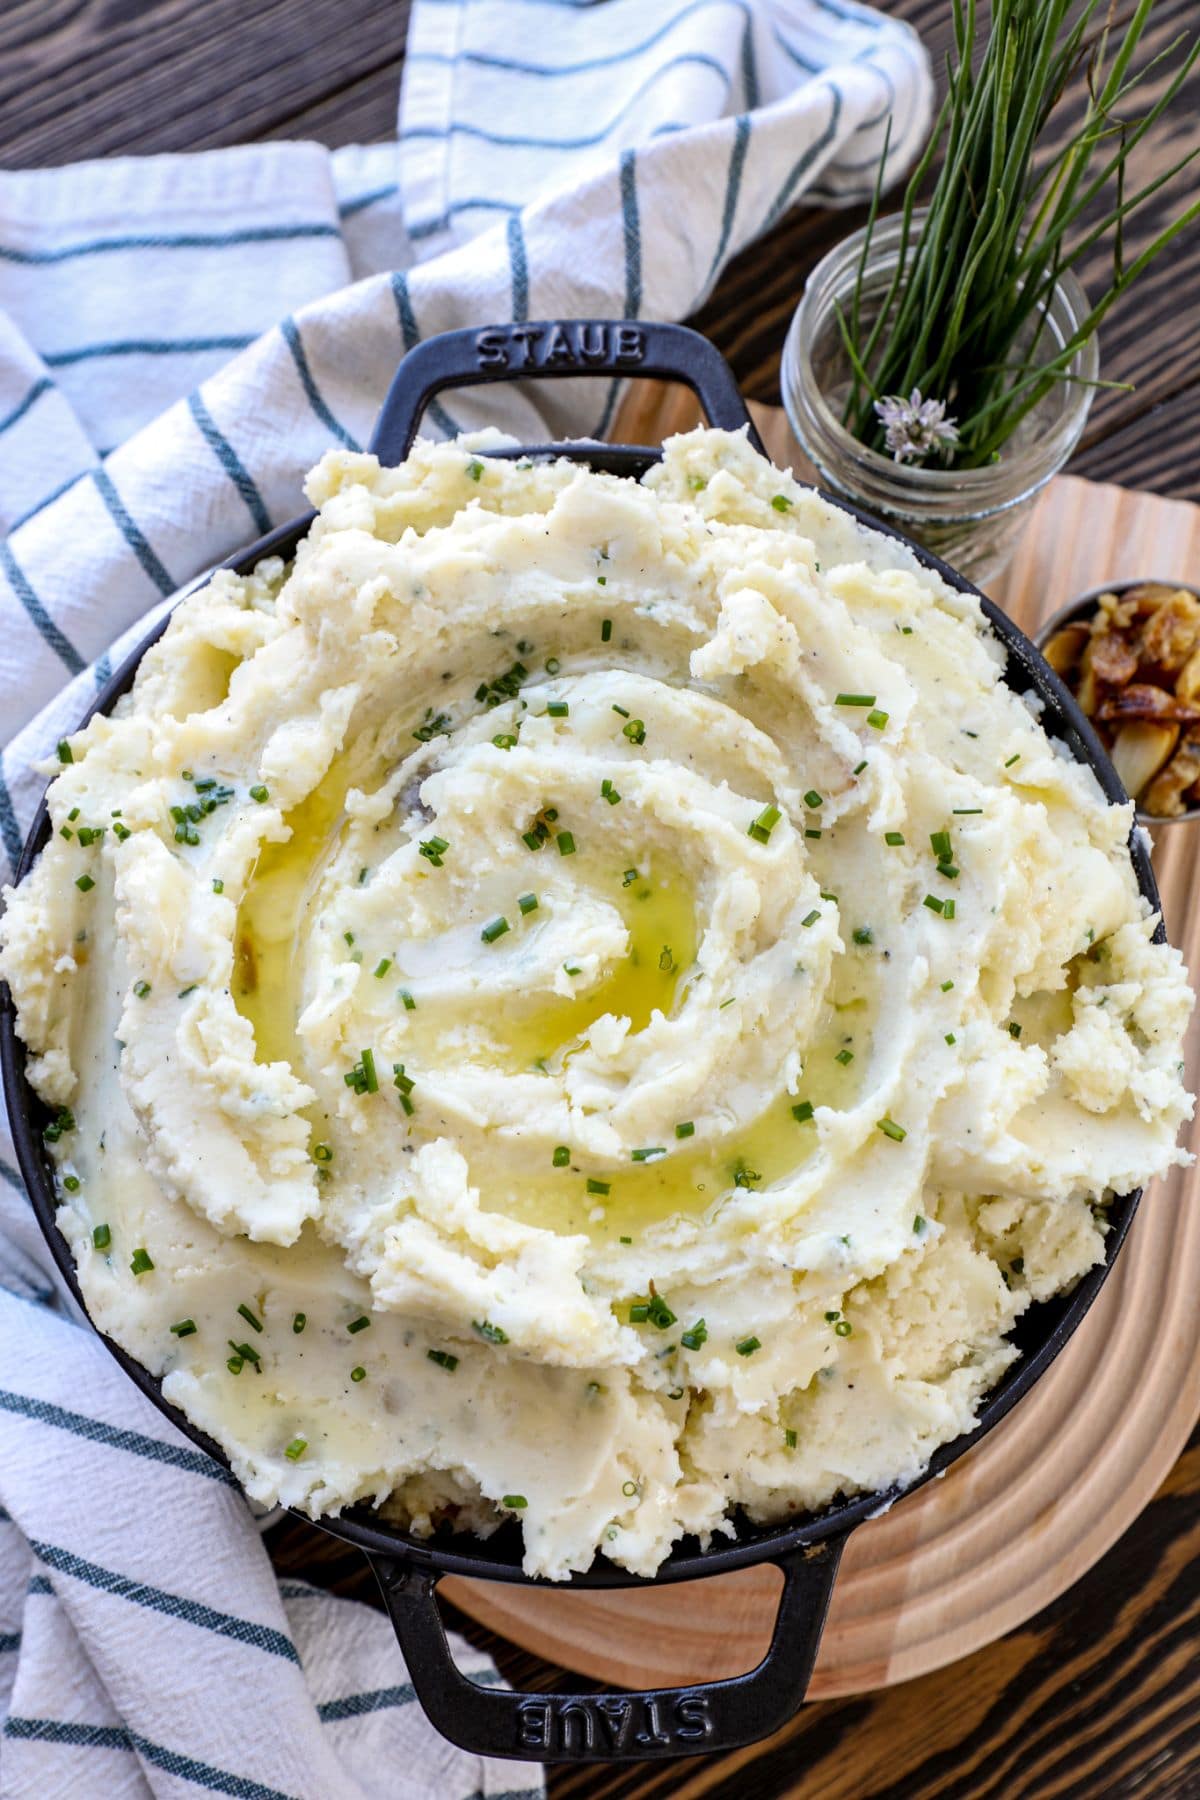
6, 3, 1199, 1795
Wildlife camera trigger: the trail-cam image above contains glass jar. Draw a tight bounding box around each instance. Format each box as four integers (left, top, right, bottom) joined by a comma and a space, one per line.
780, 212, 1099, 587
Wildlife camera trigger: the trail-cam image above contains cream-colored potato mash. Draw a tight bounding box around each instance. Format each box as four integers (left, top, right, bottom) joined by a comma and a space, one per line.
2, 428, 1193, 1578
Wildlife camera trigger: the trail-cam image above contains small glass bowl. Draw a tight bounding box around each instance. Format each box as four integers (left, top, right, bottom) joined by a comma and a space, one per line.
1033, 578, 1200, 828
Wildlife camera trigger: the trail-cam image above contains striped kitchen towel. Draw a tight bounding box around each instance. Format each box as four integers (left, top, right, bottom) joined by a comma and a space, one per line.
0, 0, 931, 1792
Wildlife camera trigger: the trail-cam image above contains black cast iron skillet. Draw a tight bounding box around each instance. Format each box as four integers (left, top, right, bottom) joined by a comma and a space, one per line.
0, 322, 1164, 1765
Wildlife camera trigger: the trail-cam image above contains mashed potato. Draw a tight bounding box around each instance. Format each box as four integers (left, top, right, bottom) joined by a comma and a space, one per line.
1, 427, 1191, 1577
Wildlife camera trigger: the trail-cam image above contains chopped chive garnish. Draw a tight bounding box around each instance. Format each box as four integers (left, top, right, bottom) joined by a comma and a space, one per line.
622, 1479, 639, 1497
735, 1335, 761, 1356
133, 979, 151, 998
953, 808, 983, 815
748, 803, 782, 844
945, 1032, 956, 1045
521, 830, 541, 851
801, 909, 820, 928
556, 830, 576, 856
834, 1319, 853, 1337
884, 830, 905, 846
547, 701, 569, 718
835, 1048, 854, 1065
293, 1312, 307, 1334
419, 836, 449, 867
60, 826, 74, 840
227, 1356, 244, 1375
631, 1147, 665, 1163
473, 1319, 509, 1344
680, 1319, 708, 1350
629, 1302, 650, 1322
1005, 753, 1021, 767
177, 985, 197, 999
1009, 1021, 1022, 1038
805, 828, 822, 839
92, 1223, 111, 1250
518, 892, 538, 915
57, 740, 73, 763
622, 867, 638, 886
852, 926, 873, 945
237, 1303, 263, 1333
63, 1174, 80, 1192
347, 1315, 371, 1335
358, 1049, 379, 1093
941, 978, 955, 991
675, 1121, 695, 1139
545, 658, 561, 675
170, 1319, 197, 1337
130, 1248, 154, 1275
350, 1365, 366, 1382
284, 1438, 307, 1461
770, 494, 792, 512
943, 898, 956, 920
229, 1339, 260, 1366
784, 1428, 797, 1449
75, 874, 95, 892
620, 1236, 632, 1245
503, 1494, 528, 1509
427, 1348, 458, 1371
586, 1178, 610, 1196
601, 619, 612, 641
876, 1116, 906, 1142
803, 791, 823, 810
612, 704, 630, 718
914, 1215, 927, 1234
622, 719, 646, 745
834, 694, 876, 707
930, 830, 952, 860
601, 778, 621, 805
924, 894, 945, 914
249, 784, 269, 803
792, 1100, 814, 1123
481, 915, 510, 943
466, 458, 484, 480
113, 822, 131, 841
867, 710, 888, 730
212, 877, 224, 892
938, 862, 959, 880
399, 988, 416, 1010
493, 733, 518, 750
552, 1145, 570, 1167
853, 759, 868, 775
373, 957, 392, 978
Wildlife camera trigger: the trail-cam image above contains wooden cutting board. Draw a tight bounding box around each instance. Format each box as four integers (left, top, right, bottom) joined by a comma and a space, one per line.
445, 397, 1200, 1699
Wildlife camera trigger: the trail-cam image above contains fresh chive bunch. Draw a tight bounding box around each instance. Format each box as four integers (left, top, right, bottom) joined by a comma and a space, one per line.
840, 0, 1199, 467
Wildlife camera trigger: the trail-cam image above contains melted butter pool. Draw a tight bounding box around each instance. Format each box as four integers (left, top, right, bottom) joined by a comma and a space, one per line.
482, 993, 867, 1240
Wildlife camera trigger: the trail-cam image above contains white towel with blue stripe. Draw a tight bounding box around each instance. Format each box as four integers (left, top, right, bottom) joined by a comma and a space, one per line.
0, 0, 930, 1791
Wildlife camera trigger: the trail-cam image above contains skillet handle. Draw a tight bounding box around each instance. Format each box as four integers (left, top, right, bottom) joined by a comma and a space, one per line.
368, 1536, 844, 1764
368, 320, 764, 465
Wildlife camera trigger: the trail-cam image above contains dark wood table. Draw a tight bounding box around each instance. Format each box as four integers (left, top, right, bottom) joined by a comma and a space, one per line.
6, 3, 1197, 1794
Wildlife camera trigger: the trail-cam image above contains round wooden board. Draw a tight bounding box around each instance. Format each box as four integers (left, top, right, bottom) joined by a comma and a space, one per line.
445, 413, 1200, 1700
